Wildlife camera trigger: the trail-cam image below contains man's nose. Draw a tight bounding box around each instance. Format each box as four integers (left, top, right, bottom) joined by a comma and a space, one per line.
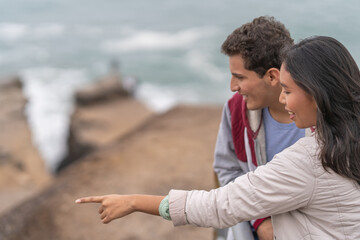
230, 78, 240, 92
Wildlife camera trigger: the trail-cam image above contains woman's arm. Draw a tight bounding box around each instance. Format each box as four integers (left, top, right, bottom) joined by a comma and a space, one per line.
171, 138, 316, 228
76, 194, 165, 224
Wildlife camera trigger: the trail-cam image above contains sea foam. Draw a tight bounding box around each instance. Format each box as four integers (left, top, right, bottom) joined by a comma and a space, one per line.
0, 23, 28, 42
21, 67, 89, 172
101, 27, 217, 52
185, 50, 227, 83
0, 22, 65, 42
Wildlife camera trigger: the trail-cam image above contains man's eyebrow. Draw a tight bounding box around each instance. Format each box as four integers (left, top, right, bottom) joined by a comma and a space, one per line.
232, 73, 246, 78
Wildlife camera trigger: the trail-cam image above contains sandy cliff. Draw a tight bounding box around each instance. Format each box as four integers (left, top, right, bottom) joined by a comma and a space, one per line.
0, 77, 51, 215
0, 105, 222, 239
0, 75, 222, 239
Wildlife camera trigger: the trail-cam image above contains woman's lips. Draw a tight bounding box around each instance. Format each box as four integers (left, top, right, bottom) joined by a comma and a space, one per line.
288, 111, 295, 120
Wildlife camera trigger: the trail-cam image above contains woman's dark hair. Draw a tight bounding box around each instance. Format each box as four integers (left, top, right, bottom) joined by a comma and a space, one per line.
221, 16, 293, 77
283, 36, 360, 185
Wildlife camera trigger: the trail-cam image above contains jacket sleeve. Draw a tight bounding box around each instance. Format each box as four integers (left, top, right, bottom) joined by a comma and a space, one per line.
170, 139, 316, 228
213, 102, 248, 187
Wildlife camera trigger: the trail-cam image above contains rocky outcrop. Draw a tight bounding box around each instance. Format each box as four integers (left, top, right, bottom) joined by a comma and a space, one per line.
75, 73, 131, 106
0, 105, 221, 240
57, 74, 152, 172
0, 76, 51, 215
0, 73, 223, 240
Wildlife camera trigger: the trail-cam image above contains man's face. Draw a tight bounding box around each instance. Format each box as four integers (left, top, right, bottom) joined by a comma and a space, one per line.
229, 54, 272, 110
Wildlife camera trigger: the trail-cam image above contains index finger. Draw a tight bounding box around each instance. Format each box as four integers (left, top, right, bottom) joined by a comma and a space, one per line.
75, 196, 104, 204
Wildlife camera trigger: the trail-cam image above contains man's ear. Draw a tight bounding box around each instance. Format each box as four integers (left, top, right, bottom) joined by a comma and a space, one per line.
265, 68, 280, 86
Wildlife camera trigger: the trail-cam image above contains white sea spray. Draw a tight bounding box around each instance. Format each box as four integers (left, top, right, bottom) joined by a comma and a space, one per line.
21, 67, 89, 172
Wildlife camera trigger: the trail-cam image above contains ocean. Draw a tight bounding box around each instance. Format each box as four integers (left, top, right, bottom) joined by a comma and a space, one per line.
0, 0, 359, 172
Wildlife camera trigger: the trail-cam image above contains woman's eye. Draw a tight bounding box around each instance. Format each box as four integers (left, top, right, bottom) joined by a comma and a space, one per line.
282, 89, 290, 95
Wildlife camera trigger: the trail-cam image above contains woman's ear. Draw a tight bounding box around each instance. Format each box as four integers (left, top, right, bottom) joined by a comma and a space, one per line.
266, 68, 281, 86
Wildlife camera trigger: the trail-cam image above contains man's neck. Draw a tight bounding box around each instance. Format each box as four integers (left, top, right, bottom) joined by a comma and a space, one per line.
268, 102, 292, 124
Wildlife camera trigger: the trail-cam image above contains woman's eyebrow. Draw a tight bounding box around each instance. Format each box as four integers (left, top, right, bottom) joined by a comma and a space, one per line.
280, 82, 288, 88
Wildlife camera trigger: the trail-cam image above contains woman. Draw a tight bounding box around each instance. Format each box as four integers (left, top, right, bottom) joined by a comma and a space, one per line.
76, 36, 360, 239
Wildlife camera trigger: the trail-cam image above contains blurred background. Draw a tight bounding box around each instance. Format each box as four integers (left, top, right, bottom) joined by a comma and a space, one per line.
0, 0, 359, 172
1, 0, 360, 239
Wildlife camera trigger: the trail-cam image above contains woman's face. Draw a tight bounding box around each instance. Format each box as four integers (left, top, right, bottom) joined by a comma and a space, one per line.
279, 64, 317, 128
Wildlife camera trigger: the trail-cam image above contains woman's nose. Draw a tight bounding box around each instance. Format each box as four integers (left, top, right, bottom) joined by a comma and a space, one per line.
279, 90, 286, 104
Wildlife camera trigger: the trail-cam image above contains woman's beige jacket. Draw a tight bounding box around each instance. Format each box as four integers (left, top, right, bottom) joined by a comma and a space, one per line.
169, 136, 360, 239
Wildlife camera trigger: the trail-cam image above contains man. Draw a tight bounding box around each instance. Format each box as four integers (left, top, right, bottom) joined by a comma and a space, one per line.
213, 16, 310, 240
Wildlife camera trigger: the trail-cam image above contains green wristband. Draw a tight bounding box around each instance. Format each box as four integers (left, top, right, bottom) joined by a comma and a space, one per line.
159, 195, 171, 220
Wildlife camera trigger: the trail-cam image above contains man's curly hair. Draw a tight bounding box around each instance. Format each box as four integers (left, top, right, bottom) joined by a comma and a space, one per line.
221, 16, 293, 77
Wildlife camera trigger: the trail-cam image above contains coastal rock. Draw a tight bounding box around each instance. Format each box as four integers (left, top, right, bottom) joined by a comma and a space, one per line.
75, 73, 131, 106
0, 76, 51, 215
0, 105, 221, 240
57, 76, 153, 172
